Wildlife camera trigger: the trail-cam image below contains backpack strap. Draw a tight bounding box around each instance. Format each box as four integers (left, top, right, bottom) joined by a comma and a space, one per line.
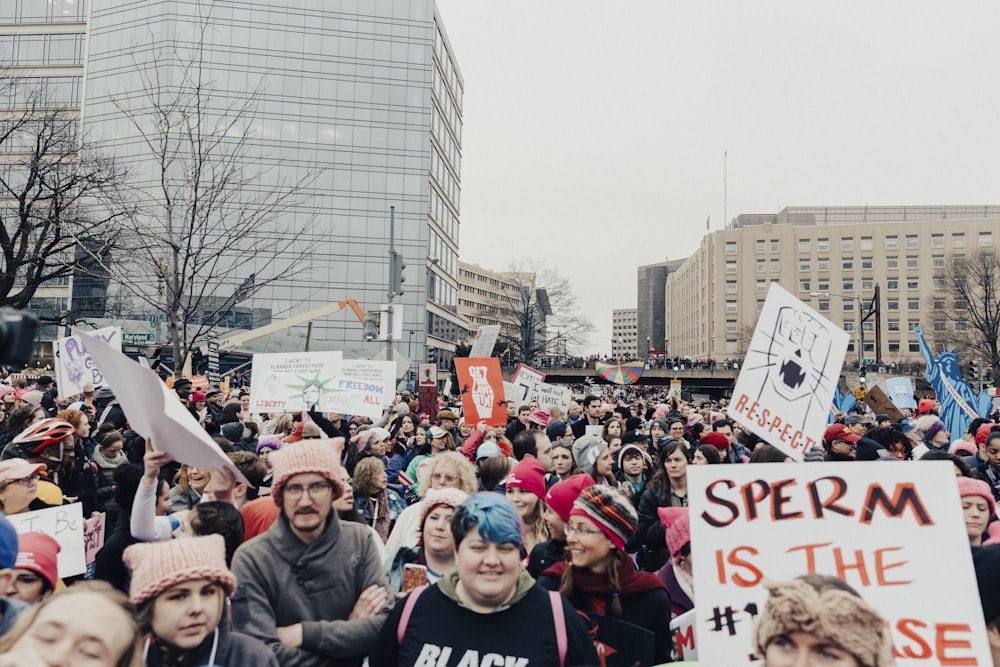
397, 585, 428, 645
548, 590, 567, 667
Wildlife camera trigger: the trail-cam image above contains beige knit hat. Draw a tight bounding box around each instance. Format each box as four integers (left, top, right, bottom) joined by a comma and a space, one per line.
753, 577, 894, 667
123, 535, 236, 606
269, 437, 345, 506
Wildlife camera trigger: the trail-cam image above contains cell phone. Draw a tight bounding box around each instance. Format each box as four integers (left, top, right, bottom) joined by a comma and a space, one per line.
402, 563, 428, 592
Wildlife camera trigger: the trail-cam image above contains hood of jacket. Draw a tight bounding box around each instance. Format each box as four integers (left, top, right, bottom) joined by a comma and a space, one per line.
437, 567, 536, 611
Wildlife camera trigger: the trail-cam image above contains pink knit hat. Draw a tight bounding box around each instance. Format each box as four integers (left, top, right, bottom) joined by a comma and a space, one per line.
419, 487, 469, 534
659, 506, 691, 562
123, 535, 236, 605
957, 476, 997, 517
269, 438, 345, 506
504, 457, 547, 501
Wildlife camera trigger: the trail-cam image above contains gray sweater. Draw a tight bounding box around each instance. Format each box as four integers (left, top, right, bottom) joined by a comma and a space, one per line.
231, 512, 392, 667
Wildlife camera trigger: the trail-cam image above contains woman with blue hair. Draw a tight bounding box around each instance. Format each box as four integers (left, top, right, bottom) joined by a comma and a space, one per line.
370, 493, 598, 667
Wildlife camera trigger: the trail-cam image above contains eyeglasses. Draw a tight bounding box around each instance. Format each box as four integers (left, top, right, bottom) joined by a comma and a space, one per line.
12, 474, 40, 487
565, 524, 604, 538
284, 482, 333, 497
431, 472, 458, 484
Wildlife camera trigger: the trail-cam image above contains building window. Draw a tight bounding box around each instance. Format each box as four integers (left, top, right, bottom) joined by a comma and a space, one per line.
770, 239, 779, 252
931, 234, 944, 248
955, 299, 968, 310
841, 238, 854, 251
726, 261, 737, 274
757, 279, 767, 292
932, 255, 944, 268
907, 320, 919, 331
932, 278, 945, 289
726, 300, 737, 313
861, 257, 873, 270
907, 298, 920, 310
888, 342, 900, 353
799, 280, 811, 291
756, 259, 766, 272
905, 235, 919, 249
862, 321, 874, 333
726, 319, 738, 333
860, 236, 873, 251
842, 258, 853, 270
886, 279, 899, 290
933, 320, 946, 332
818, 301, 830, 312
843, 301, 854, 312
843, 321, 854, 332
953, 233, 965, 248
906, 256, 919, 269
888, 320, 900, 332
842, 279, 854, 291
756, 300, 765, 312
817, 279, 830, 291
956, 321, 967, 332
726, 241, 737, 255
885, 236, 898, 250
907, 278, 919, 290
799, 239, 811, 252
770, 259, 780, 272
726, 280, 737, 293
932, 298, 945, 309
886, 256, 898, 269
981, 231, 993, 246
954, 255, 966, 268
726, 339, 738, 353
755, 239, 765, 253
817, 258, 830, 271
887, 299, 899, 311
862, 279, 873, 291
799, 259, 811, 271
817, 238, 830, 252
909, 342, 920, 353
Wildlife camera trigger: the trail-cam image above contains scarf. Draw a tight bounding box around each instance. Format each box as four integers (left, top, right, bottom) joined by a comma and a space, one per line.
541, 552, 666, 606
366, 490, 391, 543
92, 448, 127, 470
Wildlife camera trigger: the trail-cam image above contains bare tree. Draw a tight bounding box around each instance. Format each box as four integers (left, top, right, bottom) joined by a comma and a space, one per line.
931, 250, 1000, 381
0, 88, 126, 316
85, 22, 320, 377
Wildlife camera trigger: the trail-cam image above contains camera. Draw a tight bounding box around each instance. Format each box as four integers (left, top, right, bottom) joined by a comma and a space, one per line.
0, 307, 39, 366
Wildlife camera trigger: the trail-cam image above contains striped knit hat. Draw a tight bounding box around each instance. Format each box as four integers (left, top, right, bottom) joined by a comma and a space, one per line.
123, 535, 236, 606
570, 485, 637, 551
269, 438, 345, 506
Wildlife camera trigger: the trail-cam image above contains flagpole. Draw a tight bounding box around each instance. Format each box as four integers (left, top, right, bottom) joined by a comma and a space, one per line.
724, 149, 728, 229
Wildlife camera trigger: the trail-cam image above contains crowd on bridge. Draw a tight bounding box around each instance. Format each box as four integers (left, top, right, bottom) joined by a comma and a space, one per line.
0, 366, 998, 666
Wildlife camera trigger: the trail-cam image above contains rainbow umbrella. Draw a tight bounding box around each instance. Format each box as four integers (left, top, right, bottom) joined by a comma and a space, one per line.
595, 361, 645, 385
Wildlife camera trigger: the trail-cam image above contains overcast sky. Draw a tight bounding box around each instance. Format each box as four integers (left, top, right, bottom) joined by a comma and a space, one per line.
435, 1, 1000, 357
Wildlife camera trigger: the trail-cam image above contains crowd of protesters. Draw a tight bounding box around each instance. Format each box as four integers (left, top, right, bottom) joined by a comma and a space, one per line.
0, 367, 998, 666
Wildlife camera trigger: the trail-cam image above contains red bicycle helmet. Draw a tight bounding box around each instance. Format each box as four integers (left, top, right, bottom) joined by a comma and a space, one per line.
13, 418, 75, 455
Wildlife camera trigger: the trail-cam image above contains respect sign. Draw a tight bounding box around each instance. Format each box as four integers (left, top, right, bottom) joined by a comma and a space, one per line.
688, 462, 990, 666
729, 283, 849, 461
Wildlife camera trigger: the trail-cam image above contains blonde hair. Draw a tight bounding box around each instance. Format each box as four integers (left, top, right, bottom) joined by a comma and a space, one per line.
416, 451, 478, 497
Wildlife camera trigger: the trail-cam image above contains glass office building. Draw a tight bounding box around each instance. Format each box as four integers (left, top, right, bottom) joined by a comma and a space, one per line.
82, 0, 465, 369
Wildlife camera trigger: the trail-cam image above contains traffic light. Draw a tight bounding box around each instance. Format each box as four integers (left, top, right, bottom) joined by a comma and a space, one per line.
390, 251, 406, 296
363, 310, 379, 341
858, 370, 867, 385
969, 359, 981, 382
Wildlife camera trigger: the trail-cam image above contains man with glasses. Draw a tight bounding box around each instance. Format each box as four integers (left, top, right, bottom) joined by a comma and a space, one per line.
232, 439, 391, 666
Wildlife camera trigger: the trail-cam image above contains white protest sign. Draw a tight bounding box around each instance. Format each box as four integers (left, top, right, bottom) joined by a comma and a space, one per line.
247, 351, 343, 413
670, 610, 698, 661
469, 325, 501, 358
688, 462, 990, 666
9, 503, 86, 577
525, 380, 572, 413
54, 326, 121, 396
511, 364, 545, 407
503, 381, 523, 407
323, 359, 396, 419
84, 512, 106, 566
728, 283, 849, 461
77, 330, 249, 485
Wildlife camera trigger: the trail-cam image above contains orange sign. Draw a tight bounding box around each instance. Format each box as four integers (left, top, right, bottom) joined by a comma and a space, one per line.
453, 357, 506, 426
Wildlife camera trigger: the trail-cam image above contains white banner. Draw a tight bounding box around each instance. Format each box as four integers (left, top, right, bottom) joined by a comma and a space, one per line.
9, 503, 86, 577
469, 324, 501, 358
511, 364, 545, 408
670, 609, 698, 661
525, 380, 572, 413
728, 283, 849, 461
323, 359, 396, 419
248, 351, 343, 413
688, 462, 990, 666
54, 326, 121, 396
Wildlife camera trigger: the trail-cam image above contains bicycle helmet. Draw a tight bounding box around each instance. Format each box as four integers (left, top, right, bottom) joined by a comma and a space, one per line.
13, 418, 75, 455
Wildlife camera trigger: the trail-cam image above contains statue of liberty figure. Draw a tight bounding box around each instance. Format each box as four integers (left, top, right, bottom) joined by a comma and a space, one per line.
913, 326, 992, 438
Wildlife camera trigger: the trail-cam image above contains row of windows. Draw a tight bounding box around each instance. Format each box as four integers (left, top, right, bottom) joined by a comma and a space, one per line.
0, 33, 85, 66
731, 231, 994, 255
430, 188, 459, 246
430, 145, 460, 214
433, 25, 462, 111
732, 253, 970, 274
0, 76, 81, 110
0, 0, 86, 22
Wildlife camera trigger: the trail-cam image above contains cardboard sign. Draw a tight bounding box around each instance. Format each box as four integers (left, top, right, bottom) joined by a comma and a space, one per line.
418, 386, 437, 417
54, 326, 121, 396
865, 385, 905, 423
525, 380, 572, 413
418, 363, 438, 387
84, 513, 106, 566
885, 376, 917, 410
453, 357, 506, 426
9, 503, 86, 577
78, 331, 249, 485
511, 363, 545, 406
503, 381, 522, 406
322, 359, 395, 419
247, 351, 343, 412
469, 325, 501, 358
688, 462, 991, 666
728, 284, 849, 461
670, 609, 698, 661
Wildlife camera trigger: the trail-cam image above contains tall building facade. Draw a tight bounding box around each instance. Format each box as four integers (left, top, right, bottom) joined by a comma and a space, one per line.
611, 308, 637, 360
79, 0, 465, 368
666, 205, 1000, 363
637, 259, 684, 359
458, 261, 547, 362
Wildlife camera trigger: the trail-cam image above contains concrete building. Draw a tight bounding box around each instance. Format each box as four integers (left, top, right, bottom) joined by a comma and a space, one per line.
611, 308, 637, 360
637, 259, 685, 359
458, 260, 548, 362
76, 0, 465, 370
666, 205, 1000, 364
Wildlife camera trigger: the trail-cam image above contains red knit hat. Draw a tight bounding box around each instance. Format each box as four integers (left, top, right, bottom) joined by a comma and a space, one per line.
958, 476, 997, 518
123, 535, 236, 605
545, 474, 593, 522
976, 423, 999, 446
528, 410, 551, 428
700, 431, 730, 451
269, 438, 345, 506
916, 399, 936, 415
504, 457, 547, 501
15, 532, 60, 591
570, 485, 637, 551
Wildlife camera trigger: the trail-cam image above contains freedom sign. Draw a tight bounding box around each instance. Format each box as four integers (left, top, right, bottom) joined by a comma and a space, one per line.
729, 283, 849, 461
453, 357, 506, 426
688, 462, 990, 666
322, 359, 395, 419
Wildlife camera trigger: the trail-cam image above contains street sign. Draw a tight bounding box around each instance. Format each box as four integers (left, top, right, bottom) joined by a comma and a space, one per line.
148, 315, 159, 327
207, 334, 220, 384
852, 386, 866, 400
122, 332, 155, 346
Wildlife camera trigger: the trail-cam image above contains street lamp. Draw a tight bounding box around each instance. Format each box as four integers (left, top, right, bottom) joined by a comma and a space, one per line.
646, 336, 651, 366
810, 291, 868, 370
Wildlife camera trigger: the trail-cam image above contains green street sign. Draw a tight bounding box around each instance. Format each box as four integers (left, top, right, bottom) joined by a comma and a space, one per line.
148, 315, 159, 327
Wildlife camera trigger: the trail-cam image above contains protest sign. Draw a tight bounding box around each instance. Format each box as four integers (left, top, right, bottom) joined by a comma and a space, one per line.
865, 384, 905, 423
670, 610, 698, 661
688, 462, 990, 666
9, 503, 86, 577
323, 359, 395, 419
54, 326, 121, 396
728, 283, 849, 461
525, 380, 572, 413
78, 330, 248, 485
247, 351, 343, 413
84, 513, 106, 566
885, 376, 917, 410
469, 325, 501, 358
453, 357, 506, 426
417, 363, 438, 387
511, 363, 545, 407
503, 382, 522, 407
